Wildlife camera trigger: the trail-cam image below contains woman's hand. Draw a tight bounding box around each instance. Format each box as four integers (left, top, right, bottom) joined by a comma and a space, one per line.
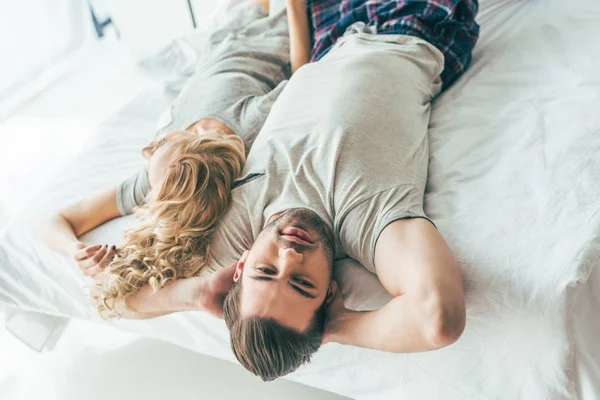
72, 242, 116, 281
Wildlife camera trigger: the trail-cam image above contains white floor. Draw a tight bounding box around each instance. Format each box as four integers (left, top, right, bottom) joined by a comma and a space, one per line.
0, 38, 346, 400
0, 307, 345, 400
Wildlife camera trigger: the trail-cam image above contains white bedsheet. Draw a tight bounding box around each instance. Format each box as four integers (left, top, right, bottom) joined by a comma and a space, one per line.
1, 0, 600, 398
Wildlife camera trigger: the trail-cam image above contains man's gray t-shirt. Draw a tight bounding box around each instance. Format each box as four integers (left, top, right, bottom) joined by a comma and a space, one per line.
208, 31, 444, 274
116, 6, 290, 216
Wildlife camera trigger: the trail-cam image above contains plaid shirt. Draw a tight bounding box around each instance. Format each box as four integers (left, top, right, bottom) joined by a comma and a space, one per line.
308, 0, 480, 87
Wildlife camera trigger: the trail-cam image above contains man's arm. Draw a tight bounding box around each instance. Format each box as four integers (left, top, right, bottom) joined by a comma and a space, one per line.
112, 264, 236, 319
325, 218, 466, 352
115, 277, 203, 319
286, 0, 311, 73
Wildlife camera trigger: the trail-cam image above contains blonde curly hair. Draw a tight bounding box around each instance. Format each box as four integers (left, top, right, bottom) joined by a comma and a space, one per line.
93, 129, 246, 317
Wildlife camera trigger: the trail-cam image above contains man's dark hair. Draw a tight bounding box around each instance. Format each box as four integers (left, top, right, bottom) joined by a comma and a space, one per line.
223, 281, 327, 381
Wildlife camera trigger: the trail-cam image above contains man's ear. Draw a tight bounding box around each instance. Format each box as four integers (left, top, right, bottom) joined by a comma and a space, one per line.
233, 250, 249, 282
325, 280, 338, 304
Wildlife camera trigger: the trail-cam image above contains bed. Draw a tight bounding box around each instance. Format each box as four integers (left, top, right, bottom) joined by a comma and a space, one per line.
1, 0, 599, 398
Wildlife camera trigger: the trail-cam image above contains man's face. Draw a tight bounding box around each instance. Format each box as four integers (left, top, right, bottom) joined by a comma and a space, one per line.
235, 209, 335, 332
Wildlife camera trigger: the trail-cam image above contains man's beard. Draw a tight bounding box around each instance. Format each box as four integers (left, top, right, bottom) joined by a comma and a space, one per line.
264, 208, 335, 269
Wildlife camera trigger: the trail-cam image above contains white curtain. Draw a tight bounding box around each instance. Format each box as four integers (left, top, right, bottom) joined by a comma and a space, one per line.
0, 0, 90, 118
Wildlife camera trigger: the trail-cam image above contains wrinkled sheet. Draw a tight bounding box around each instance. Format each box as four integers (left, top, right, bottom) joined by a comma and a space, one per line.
1, 0, 600, 398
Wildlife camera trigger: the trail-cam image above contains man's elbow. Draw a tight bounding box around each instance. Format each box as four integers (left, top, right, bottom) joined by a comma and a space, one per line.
423, 294, 466, 349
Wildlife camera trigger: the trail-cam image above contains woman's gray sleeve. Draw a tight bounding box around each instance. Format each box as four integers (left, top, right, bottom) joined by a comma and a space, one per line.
116, 168, 151, 216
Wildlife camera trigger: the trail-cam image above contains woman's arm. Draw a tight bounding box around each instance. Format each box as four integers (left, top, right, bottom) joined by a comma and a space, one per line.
39, 187, 122, 273
286, 0, 311, 73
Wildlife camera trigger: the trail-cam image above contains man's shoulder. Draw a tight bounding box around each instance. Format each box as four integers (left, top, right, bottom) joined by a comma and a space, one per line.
208, 214, 250, 271
207, 172, 267, 269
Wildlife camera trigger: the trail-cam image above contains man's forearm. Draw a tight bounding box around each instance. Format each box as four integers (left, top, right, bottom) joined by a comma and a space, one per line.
286, 0, 311, 73
329, 294, 464, 353
117, 278, 204, 319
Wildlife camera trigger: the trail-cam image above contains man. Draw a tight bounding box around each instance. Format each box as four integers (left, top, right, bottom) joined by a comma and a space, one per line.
123, 0, 479, 382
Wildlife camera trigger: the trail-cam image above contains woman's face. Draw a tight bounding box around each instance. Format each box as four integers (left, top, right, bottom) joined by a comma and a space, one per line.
142, 130, 192, 192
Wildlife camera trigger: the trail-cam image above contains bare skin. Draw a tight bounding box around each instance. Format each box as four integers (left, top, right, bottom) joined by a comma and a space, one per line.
285, 0, 311, 72
324, 218, 466, 351
187, 118, 236, 138
235, 209, 336, 332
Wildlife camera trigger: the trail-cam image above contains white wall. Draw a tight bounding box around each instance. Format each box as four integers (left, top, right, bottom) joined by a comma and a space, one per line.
0, 0, 91, 118
102, 0, 224, 56
103, 0, 197, 55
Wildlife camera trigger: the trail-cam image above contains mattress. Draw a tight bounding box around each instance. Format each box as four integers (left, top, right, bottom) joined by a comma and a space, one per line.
1, 0, 600, 398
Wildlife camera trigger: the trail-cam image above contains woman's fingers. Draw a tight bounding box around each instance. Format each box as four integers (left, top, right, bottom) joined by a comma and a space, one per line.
83, 266, 106, 280
73, 244, 102, 261
78, 245, 108, 269
75, 244, 116, 276
99, 246, 116, 268
91, 245, 109, 264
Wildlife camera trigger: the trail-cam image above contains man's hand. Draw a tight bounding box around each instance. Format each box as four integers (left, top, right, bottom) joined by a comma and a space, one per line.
322, 284, 354, 344
197, 264, 236, 318
116, 265, 236, 320
73, 242, 116, 281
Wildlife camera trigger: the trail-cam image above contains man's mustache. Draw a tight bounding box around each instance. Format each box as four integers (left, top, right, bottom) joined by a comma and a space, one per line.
277, 236, 309, 253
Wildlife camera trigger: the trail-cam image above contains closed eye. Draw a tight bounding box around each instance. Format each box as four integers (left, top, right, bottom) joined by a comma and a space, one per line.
256, 266, 276, 275
293, 277, 314, 288
248, 276, 317, 299
288, 283, 317, 299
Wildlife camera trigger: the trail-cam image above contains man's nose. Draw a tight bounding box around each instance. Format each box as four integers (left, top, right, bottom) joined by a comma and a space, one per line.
278, 247, 303, 268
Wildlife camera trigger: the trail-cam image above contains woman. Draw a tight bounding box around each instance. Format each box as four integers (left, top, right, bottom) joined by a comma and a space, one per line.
40, 0, 311, 317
